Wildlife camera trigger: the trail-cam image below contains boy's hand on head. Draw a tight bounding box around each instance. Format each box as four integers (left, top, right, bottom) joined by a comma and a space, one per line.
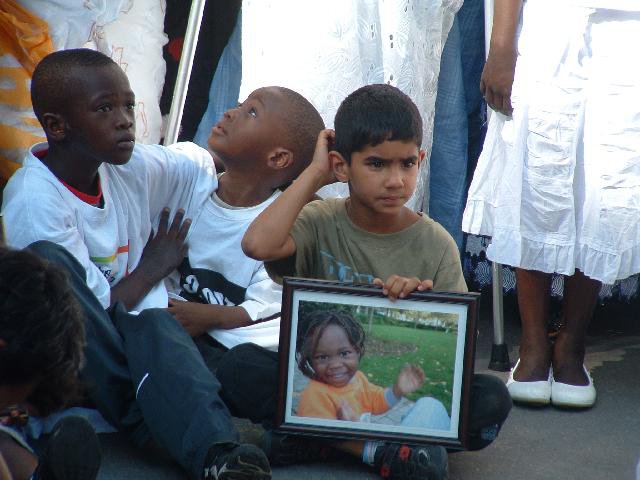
373, 276, 433, 301
337, 400, 359, 422
393, 364, 426, 398
167, 300, 213, 337
308, 129, 338, 187
139, 208, 191, 282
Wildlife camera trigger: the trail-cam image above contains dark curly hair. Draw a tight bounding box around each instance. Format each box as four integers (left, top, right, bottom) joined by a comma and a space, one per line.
0, 247, 85, 415
295, 309, 366, 379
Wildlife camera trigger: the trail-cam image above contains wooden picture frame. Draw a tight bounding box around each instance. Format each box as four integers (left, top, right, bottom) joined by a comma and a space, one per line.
275, 277, 479, 449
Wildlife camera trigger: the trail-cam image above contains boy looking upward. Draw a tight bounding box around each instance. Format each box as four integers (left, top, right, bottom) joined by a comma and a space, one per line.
241, 85, 511, 480
1, 49, 270, 480
165, 87, 324, 372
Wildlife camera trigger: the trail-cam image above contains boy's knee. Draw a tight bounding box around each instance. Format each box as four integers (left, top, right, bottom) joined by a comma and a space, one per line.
27, 240, 69, 261
26, 241, 86, 277
218, 343, 278, 387
471, 374, 512, 425
115, 306, 184, 337
217, 343, 279, 423
225, 342, 263, 359
466, 374, 512, 451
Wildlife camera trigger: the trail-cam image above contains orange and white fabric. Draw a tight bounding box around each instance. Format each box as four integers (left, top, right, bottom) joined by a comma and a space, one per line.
0, 1, 52, 187
0, 0, 167, 188
22, 0, 167, 145
297, 371, 390, 420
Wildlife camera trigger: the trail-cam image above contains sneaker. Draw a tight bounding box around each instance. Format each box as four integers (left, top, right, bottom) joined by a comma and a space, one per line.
373, 443, 448, 480
258, 430, 339, 466
203, 443, 271, 480
33, 416, 101, 480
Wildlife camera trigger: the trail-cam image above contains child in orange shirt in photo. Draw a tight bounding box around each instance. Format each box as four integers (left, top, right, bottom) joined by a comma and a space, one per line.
295, 310, 451, 431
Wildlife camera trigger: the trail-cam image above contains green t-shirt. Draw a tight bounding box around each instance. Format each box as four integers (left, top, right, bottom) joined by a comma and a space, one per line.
266, 198, 468, 292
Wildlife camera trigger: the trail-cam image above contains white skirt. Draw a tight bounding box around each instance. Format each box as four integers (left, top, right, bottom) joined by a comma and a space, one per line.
462, 1, 640, 285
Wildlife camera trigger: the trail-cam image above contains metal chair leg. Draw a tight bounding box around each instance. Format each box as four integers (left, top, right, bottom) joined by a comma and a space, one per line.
489, 261, 510, 371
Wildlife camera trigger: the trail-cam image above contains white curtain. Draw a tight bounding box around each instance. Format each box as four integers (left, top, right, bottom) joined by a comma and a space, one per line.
239, 0, 462, 209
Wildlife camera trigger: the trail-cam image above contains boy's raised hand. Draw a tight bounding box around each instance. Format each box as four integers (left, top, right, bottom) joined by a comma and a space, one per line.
308, 128, 338, 187
373, 275, 433, 300
243, 129, 338, 262
139, 208, 191, 281
393, 364, 426, 398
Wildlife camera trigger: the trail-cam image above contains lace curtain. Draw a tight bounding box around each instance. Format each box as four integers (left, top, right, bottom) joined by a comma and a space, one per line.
239, 0, 462, 210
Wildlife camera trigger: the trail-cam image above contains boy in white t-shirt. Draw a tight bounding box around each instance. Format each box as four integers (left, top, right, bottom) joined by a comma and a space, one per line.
164, 86, 324, 376
1, 49, 270, 480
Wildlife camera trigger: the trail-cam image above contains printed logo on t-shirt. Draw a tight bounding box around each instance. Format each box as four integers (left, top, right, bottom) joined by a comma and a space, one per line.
319, 250, 375, 284
177, 257, 246, 306
90, 244, 129, 284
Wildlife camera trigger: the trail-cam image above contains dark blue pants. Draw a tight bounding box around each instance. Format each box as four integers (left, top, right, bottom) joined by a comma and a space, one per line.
27, 241, 238, 477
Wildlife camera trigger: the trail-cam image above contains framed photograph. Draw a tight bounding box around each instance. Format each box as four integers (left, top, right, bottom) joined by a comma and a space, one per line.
275, 277, 480, 449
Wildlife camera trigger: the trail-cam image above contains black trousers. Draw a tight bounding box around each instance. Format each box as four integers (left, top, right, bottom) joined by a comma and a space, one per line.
28, 241, 238, 477
216, 343, 513, 451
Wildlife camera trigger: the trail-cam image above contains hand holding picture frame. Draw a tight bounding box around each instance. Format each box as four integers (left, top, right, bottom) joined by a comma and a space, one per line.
275, 278, 479, 449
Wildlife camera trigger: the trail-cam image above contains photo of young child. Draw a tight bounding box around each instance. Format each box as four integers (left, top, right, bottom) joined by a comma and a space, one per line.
292, 304, 455, 432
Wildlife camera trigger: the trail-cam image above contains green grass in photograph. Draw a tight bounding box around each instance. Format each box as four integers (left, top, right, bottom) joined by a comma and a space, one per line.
358, 323, 457, 415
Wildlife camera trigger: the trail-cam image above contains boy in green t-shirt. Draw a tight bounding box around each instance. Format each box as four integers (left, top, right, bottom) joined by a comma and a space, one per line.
238, 85, 511, 480
243, 84, 465, 298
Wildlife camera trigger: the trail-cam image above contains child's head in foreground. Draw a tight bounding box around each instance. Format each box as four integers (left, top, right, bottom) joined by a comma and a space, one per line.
296, 310, 366, 388
0, 246, 85, 414
31, 48, 136, 166
208, 86, 325, 189
329, 84, 425, 214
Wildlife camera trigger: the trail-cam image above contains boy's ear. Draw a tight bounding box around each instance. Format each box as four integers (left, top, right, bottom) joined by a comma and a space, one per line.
41, 113, 68, 141
266, 147, 294, 171
418, 149, 426, 165
330, 151, 349, 183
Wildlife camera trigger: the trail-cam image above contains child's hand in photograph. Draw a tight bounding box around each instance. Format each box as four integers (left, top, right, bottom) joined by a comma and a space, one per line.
393, 364, 426, 398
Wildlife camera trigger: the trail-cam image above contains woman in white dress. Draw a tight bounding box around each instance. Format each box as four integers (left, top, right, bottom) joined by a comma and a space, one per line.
463, 0, 640, 408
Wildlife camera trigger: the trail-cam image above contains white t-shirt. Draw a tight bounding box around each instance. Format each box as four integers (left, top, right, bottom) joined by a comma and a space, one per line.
165, 187, 281, 350
2, 142, 217, 312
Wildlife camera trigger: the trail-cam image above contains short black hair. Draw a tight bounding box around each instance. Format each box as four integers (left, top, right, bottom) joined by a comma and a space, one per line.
334, 84, 422, 162
0, 247, 85, 415
271, 87, 325, 184
31, 48, 118, 123
295, 310, 365, 379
